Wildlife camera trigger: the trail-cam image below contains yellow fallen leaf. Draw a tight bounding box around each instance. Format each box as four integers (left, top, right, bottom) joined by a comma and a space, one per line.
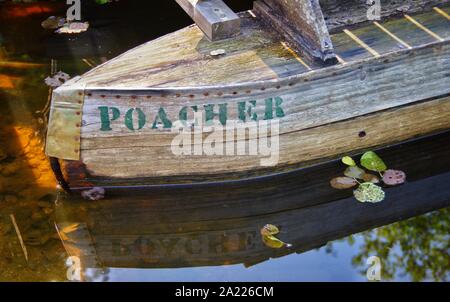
260, 224, 280, 236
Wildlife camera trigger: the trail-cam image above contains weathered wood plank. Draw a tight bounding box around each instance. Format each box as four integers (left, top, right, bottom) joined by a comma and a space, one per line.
376, 13, 439, 46
407, 9, 450, 40
66, 8, 449, 89
175, 0, 240, 41
253, 0, 336, 62
78, 41, 450, 146
71, 13, 313, 89
63, 96, 450, 186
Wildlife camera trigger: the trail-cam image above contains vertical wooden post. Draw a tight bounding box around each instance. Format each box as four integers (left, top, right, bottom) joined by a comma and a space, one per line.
253, 0, 336, 63
176, 0, 241, 41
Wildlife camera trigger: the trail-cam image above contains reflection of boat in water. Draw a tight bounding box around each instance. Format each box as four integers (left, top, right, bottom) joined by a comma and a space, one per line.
54, 131, 450, 270
45, 1, 450, 189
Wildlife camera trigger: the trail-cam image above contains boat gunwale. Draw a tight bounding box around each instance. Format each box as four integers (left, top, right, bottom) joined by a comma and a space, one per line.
62, 39, 450, 95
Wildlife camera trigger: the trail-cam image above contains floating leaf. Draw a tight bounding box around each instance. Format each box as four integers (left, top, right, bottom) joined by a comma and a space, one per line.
361, 173, 380, 184
44, 71, 70, 88
260, 224, 280, 236
81, 187, 105, 201
353, 182, 385, 203
262, 235, 292, 249
60, 223, 80, 235
56, 22, 89, 34
360, 151, 387, 172
330, 177, 358, 189
57, 223, 81, 242
342, 156, 356, 166
382, 169, 406, 185
41, 16, 66, 29
344, 166, 365, 179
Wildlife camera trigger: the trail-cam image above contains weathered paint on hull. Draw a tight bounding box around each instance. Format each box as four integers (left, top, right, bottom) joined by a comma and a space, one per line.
59, 94, 450, 189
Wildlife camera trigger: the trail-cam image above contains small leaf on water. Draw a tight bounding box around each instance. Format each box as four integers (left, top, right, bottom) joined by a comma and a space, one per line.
361, 173, 380, 184
41, 16, 66, 29
81, 187, 105, 201
353, 182, 385, 203
56, 22, 89, 34
330, 177, 358, 189
262, 235, 292, 249
44, 71, 70, 88
260, 224, 280, 236
57, 223, 80, 242
344, 166, 365, 179
342, 156, 356, 166
360, 151, 387, 172
382, 169, 406, 185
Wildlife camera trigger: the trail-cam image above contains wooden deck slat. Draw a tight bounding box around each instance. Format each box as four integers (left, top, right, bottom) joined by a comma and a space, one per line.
347, 23, 407, 54
343, 29, 381, 57
409, 10, 450, 40
434, 7, 450, 20
373, 21, 412, 50
314, 9, 450, 64
330, 31, 373, 62
404, 14, 444, 42
380, 14, 438, 47
439, 6, 450, 17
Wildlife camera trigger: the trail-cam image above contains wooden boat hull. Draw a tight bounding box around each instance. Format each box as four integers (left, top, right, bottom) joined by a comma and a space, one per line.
45, 7, 450, 189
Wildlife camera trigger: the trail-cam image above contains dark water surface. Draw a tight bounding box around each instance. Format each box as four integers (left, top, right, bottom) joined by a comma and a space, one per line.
0, 1, 449, 282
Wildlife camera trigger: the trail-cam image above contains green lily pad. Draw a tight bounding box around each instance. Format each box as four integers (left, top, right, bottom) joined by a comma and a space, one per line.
342, 156, 356, 166
360, 151, 387, 172
353, 182, 385, 203
344, 166, 365, 179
